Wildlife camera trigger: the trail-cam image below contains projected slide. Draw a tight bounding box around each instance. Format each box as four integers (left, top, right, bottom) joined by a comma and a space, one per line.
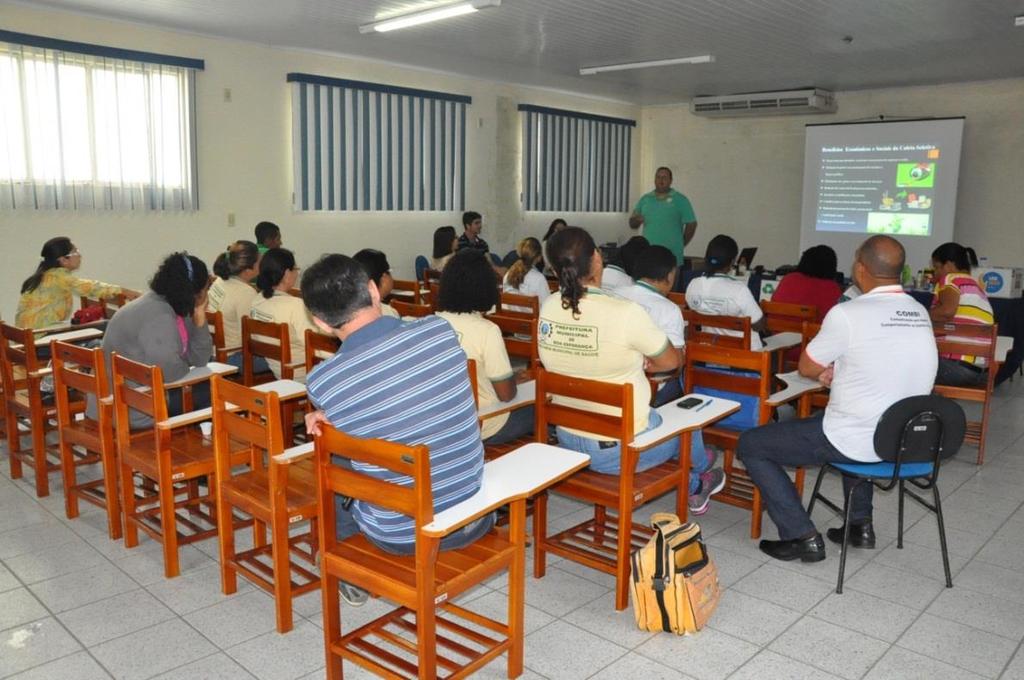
800, 118, 965, 272
814, 143, 942, 236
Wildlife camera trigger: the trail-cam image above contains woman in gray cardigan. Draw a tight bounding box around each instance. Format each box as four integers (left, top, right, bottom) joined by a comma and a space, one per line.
100, 252, 213, 427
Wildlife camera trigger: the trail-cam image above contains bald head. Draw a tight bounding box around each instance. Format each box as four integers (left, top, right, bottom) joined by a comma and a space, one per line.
856, 235, 905, 280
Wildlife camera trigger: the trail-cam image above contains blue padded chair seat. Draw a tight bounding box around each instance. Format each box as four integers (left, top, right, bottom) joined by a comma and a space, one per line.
832, 462, 934, 478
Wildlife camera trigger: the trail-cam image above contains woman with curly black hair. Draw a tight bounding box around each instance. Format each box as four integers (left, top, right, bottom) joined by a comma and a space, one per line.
249, 248, 320, 381
99, 252, 213, 426
436, 249, 533, 445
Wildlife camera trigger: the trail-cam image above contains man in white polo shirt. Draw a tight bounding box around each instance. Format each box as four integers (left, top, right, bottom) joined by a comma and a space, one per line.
738, 235, 937, 562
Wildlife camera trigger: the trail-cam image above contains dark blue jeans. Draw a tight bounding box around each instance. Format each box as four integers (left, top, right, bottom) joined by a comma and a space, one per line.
738, 414, 873, 541
483, 405, 535, 446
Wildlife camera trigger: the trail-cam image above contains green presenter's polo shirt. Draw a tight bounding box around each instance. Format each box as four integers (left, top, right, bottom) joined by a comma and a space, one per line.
634, 189, 696, 265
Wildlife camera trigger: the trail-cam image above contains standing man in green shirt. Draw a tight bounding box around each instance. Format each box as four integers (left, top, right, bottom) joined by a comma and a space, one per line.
629, 167, 697, 266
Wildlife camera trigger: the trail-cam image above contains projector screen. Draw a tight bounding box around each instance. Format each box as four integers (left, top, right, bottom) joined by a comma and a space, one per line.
799, 117, 965, 273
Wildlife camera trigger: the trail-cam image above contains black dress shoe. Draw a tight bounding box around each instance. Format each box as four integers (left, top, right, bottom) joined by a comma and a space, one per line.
826, 521, 876, 549
759, 533, 826, 562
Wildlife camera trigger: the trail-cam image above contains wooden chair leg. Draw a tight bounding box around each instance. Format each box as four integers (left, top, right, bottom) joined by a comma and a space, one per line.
750, 487, 762, 539
217, 496, 238, 595
59, 438, 78, 520
614, 495, 632, 611
678, 434, 692, 523
507, 498, 527, 678
532, 491, 548, 579
415, 541, 439, 680
271, 513, 293, 633
321, 568, 343, 680
31, 420, 50, 497
101, 450, 123, 541
5, 411, 22, 479
253, 519, 268, 548
121, 463, 140, 548
158, 469, 181, 578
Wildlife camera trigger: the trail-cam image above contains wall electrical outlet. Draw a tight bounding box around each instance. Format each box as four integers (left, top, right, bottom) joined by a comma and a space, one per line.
227, 212, 236, 227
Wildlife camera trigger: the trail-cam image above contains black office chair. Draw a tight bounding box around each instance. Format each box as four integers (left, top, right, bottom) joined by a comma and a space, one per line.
806, 395, 966, 594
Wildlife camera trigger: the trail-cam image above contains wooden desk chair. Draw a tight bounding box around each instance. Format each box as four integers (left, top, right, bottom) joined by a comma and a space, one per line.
390, 299, 434, 319
206, 310, 237, 364
241, 316, 295, 386
684, 343, 806, 538
761, 301, 818, 372
667, 291, 687, 308
533, 368, 705, 611
801, 321, 830, 412
389, 279, 421, 305
425, 281, 441, 311
932, 322, 999, 465
80, 291, 130, 319
683, 309, 752, 349
496, 291, 539, 319
113, 354, 243, 578
316, 426, 584, 679
211, 377, 319, 633
485, 314, 539, 377
546, 276, 559, 293
51, 341, 121, 539
419, 267, 442, 293
0, 323, 70, 497
304, 329, 340, 376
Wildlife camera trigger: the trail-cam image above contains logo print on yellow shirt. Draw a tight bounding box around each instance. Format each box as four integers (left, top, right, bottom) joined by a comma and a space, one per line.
539, 321, 599, 357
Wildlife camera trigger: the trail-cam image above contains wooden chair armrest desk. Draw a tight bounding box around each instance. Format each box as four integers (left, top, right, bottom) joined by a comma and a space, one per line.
157, 379, 306, 430
532, 366, 740, 611
317, 430, 587, 679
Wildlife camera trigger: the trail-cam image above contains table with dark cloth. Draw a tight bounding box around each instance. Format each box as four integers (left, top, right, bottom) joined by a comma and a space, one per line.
907, 290, 1023, 386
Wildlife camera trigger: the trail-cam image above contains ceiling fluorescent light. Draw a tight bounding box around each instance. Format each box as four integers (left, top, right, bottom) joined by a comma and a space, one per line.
360, 0, 500, 34
579, 55, 715, 76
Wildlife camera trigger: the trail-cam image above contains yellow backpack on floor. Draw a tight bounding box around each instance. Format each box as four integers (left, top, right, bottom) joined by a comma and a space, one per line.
630, 513, 720, 635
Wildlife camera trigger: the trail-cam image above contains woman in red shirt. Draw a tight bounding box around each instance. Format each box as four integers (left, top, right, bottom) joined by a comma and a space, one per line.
772, 245, 842, 322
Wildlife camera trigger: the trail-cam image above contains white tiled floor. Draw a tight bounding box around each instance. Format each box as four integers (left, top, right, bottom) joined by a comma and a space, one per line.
2, 379, 1024, 679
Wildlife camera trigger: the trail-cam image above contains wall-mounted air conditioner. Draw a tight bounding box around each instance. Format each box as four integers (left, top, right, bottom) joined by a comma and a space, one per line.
690, 88, 836, 117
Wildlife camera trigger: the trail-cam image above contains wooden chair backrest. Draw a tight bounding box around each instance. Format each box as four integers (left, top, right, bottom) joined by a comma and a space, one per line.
207, 310, 228, 362
80, 292, 128, 319
111, 353, 167, 443
534, 368, 633, 446
51, 341, 107, 426
242, 315, 291, 384
420, 268, 442, 289
546, 276, 559, 293
390, 299, 434, 318
486, 314, 538, 370
0, 323, 40, 393
761, 300, 818, 334
683, 343, 773, 424
390, 279, 421, 305
315, 424, 432, 554
496, 292, 539, 318
287, 287, 303, 298
211, 376, 283, 479
801, 320, 822, 352
932, 322, 998, 362
304, 329, 340, 375
667, 291, 687, 308
426, 282, 441, 311
467, 358, 478, 407
683, 310, 752, 349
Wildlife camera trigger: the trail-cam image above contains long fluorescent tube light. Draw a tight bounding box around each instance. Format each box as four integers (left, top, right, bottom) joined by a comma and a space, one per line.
360, 0, 500, 34
580, 55, 715, 76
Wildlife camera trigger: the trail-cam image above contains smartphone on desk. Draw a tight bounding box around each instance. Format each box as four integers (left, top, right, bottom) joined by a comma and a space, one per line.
676, 397, 703, 409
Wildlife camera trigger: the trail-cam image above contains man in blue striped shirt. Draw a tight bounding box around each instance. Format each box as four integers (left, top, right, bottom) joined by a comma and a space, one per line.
301, 254, 491, 603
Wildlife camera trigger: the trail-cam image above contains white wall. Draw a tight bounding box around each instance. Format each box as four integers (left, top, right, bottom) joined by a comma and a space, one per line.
640, 78, 1024, 273
0, 5, 640, 320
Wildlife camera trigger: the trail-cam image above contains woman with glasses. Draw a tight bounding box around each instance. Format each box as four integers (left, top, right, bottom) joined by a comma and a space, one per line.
16, 236, 132, 329
249, 247, 320, 381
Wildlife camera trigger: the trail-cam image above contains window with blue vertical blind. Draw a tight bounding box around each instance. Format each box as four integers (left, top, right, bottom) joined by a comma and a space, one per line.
288, 73, 470, 212
519, 104, 634, 213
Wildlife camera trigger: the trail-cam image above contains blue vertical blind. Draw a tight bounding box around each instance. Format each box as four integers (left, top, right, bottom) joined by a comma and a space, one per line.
289, 74, 470, 212
519, 105, 634, 213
